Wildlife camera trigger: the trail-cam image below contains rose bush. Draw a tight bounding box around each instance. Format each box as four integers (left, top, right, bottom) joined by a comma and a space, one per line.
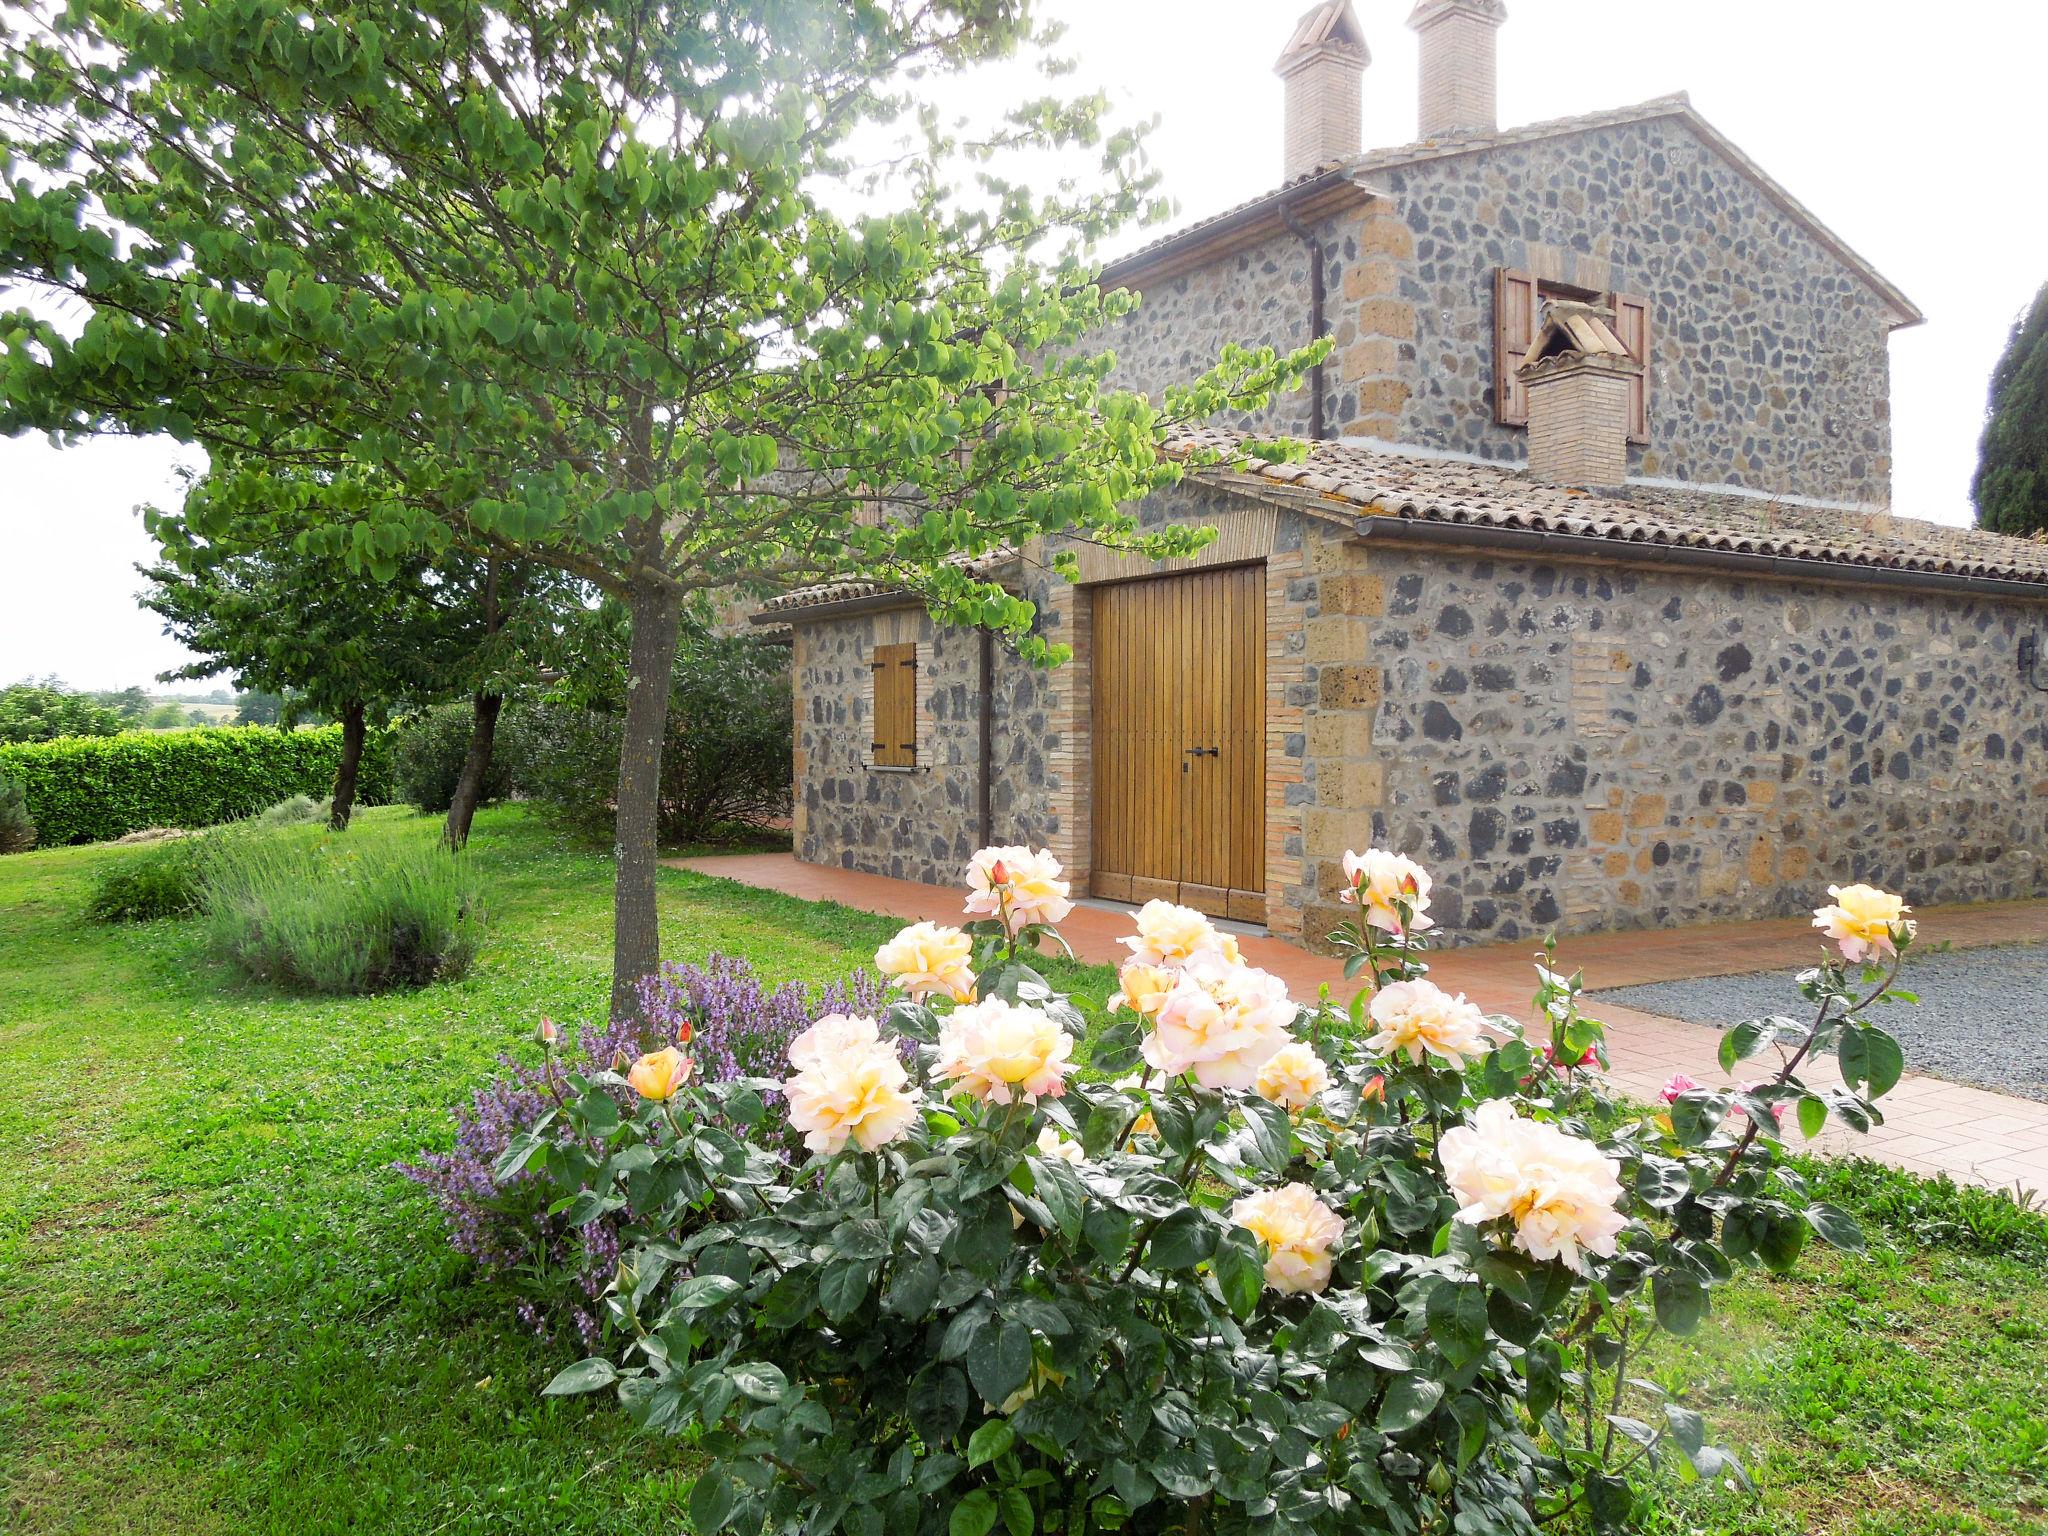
513, 849, 1918, 1535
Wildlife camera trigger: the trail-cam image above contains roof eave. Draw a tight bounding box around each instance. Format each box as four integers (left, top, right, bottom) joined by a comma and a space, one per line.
1098, 169, 1388, 290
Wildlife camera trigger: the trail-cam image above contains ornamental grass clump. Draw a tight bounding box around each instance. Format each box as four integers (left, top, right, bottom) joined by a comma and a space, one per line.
399, 958, 884, 1345
521, 846, 1919, 1536
84, 835, 205, 923
199, 832, 482, 993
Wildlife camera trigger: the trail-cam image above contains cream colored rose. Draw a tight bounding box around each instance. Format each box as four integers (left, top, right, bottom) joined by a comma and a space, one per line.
964, 845, 1074, 936
1439, 1100, 1626, 1272
1231, 1182, 1346, 1295
1256, 1041, 1332, 1111
1363, 979, 1491, 1067
787, 1012, 883, 1076
874, 921, 977, 1003
1811, 883, 1912, 964
1120, 899, 1237, 970
782, 1031, 920, 1155
1339, 848, 1435, 936
626, 1046, 694, 1102
933, 997, 1074, 1104
1141, 956, 1293, 1088
1034, 1124, 1085, 1164
1107, 961, 1176, 1019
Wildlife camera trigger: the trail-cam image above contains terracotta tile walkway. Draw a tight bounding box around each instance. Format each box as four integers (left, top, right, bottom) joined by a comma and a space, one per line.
667, 854, 2048, 1194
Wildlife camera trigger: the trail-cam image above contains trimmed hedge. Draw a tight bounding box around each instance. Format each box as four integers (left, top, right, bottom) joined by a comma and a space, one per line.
0, 726, 395, 846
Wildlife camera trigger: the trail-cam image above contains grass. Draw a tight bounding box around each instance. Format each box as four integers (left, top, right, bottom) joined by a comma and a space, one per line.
2, 805, 2042, 1534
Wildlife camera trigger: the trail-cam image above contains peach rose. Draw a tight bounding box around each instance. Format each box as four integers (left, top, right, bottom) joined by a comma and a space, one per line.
1034, 1124, 1085, 1164
1231, 1182, 1346, 1294
626, 1046, 694, 1102
1812, 883, 1912, 964
1439, 1100, 1626, 1271
1256, 1041, 1332, 1111
1338, 848, 1435, 936
1120, 899, 1239, 970
1364, 979, 1491, 1068
875, 921, 977, 1004
1107, 961, 1176, 1019
783, 1029, 920, 1155
934, 998, 1074, 1104
964, 846, 1074, 936
1142, 955, 1293, 1089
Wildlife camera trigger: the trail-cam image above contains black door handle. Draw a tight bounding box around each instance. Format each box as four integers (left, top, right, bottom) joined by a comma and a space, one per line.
1183, 746, 1219, 757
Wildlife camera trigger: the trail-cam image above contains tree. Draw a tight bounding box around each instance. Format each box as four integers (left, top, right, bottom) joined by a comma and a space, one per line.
1975, 281, 2048, 535
0, 682, 123, 744
233, 692, 285, 727
141, 531, 460, 828
0, 1, 1318, 1017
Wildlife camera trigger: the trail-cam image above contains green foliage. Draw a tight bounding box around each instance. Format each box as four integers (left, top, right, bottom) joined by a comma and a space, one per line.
83, 838, 205, 923
1974, 281, 2048, 534
514, 630, 790, 843
253, 794, 329, 827
199, 831, 482, 994
0, 773, 35, 853
525, 875, 1921, 1536
395, 703, 517, 815
0, 725, 395, 845
1799, 1155, 2048, 1264
0, 682, 123, 744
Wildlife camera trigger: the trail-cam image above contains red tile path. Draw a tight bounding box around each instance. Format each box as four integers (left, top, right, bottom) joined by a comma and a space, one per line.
667, 854, 2048, 1194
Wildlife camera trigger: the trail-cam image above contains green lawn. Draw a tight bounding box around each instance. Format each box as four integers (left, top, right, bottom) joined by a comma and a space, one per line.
2, 806, 2042, 1533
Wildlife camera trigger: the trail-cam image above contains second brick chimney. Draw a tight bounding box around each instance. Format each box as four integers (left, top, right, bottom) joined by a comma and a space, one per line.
1407, 0, 1508, 140
1275, 2, 1371, 182
1517, 301, 1642, 487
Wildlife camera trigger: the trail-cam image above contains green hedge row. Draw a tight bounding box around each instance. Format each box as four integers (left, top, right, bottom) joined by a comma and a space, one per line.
0, 725, 396, 846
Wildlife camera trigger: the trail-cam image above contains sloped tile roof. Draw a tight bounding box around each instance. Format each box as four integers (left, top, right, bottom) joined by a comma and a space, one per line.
1171, 430, 2048, 588
1100, 95, 1922, 328
757, 548, 1020, 617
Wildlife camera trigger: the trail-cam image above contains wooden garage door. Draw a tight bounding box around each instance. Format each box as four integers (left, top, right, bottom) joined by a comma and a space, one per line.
1091, 565, 1265, 922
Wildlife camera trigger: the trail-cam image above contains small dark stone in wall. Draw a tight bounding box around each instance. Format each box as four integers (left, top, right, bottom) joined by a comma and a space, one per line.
1716, 643, 1753, 682
1688, 685, 1724, 725
1422, 702, 1463, 742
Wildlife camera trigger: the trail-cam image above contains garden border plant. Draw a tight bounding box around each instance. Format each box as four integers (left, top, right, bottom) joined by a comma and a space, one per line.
509, 845, 1919, 1535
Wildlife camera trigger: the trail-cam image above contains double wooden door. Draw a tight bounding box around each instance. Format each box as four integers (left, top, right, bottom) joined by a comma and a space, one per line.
1090, 565, 1266, 922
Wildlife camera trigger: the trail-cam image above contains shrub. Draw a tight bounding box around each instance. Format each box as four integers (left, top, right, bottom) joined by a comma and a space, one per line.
0, 724, 395, 845
522, 851, 1923, 1536
398, 957, 883, 1346
394, 702, 517, 815
0, 774, 33, 854
253, 793, 328, 827
84, 837, 205, 923
514, 631, 790, 845
200, 833, 482, 993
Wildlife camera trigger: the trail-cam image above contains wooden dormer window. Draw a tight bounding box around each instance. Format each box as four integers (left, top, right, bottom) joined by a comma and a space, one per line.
870, 643, 917, 768
1496, 269, 1651, 442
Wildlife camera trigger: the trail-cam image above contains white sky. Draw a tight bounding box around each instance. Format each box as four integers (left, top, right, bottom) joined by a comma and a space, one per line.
4, 0, 2045, 691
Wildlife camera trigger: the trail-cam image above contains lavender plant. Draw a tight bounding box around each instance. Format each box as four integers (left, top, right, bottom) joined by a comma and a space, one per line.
399, 954, 881, 1345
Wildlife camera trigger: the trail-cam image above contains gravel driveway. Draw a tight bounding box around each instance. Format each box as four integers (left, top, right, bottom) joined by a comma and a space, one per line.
1592, 942, 2048, 1104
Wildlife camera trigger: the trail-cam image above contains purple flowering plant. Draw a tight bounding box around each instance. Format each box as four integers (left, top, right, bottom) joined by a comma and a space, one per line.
399, 953, 882, 1347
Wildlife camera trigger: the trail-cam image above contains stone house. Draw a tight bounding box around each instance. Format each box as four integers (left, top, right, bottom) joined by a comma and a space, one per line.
758, 0, 2048, 948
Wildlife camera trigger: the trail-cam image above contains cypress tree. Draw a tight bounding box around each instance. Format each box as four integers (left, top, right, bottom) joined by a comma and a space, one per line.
1973, 282, 2048, 535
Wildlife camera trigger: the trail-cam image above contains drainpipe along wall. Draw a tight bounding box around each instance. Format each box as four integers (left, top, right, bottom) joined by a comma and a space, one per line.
977, 626, 995, 848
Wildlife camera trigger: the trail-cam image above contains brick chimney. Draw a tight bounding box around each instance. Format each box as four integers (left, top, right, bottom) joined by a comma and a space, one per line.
1407, 0, 1507, 139
1517, 301, 1641, 487
1275, 3, 1370, 182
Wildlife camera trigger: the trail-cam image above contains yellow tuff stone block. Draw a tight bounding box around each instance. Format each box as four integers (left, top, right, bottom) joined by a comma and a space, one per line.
1589, 810, 1624, 845
1318, 664, 1383, 710
1318, 759, 1385, 809
1321, 571, 1386, 617
1305, 616, 1371, 664
1627, 793, 1668, 830
1356, 299, 1417, 340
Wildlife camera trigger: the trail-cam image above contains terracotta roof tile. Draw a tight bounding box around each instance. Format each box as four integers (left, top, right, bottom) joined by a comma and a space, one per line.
1170, 430, 2048, 587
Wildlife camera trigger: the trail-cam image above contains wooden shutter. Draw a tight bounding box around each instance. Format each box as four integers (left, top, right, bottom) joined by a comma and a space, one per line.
869, 643, 917, 767
1494, 268, 1538, 426
1608, 291, 1651, 444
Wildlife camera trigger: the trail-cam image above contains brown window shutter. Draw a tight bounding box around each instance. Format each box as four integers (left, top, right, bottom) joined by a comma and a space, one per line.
869, 643, 917, 767
1494, 267, 1537, 426
1608, 292, 1651, 444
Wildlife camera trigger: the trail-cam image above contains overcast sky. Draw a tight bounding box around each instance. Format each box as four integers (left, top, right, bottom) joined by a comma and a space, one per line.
5, 0, 2044, 692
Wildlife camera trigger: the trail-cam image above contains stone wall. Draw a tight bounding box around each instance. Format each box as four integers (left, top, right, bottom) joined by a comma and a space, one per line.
1105, 114, 1899, 505
1315, 543, 2048, 945
787, 493, 2048, 952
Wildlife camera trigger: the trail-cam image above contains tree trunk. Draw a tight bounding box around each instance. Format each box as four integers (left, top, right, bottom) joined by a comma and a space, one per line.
442, 691, 504, 850
330, 699, 367, 830
609, 573, 685, 1022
